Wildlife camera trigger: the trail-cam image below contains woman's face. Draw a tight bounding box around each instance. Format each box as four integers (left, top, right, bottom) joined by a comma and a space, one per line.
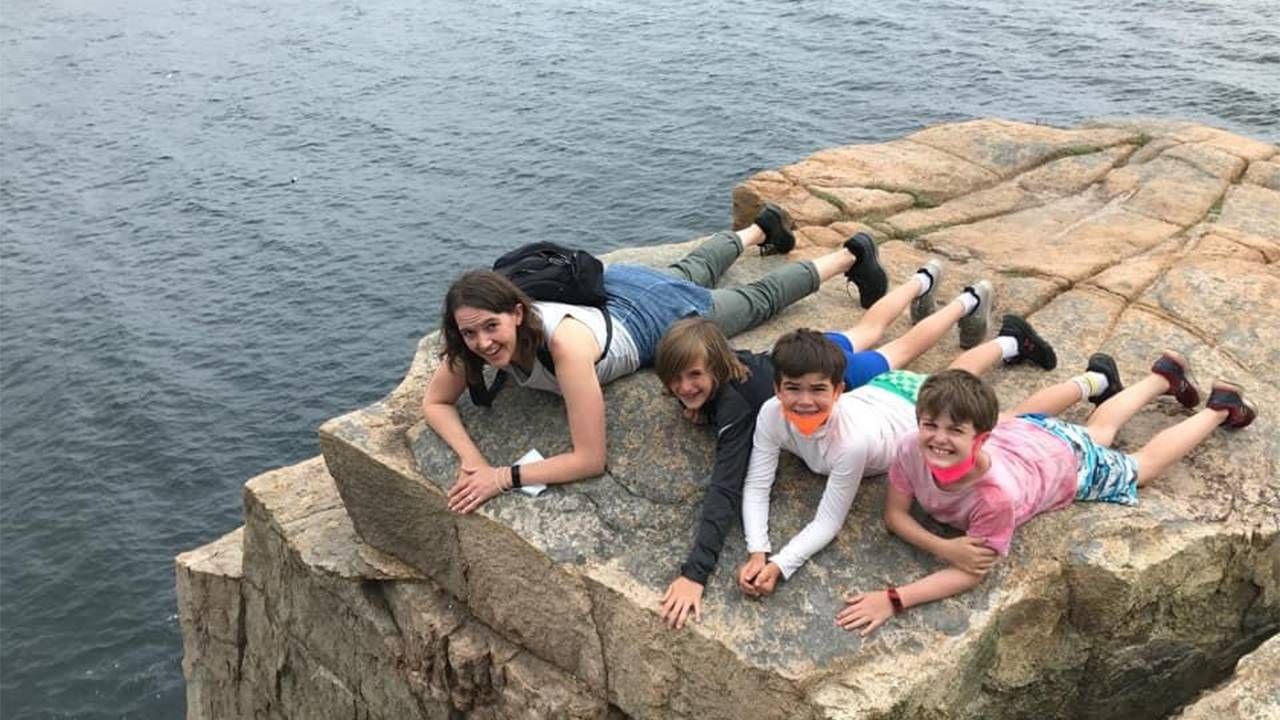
454, 304, 523, 368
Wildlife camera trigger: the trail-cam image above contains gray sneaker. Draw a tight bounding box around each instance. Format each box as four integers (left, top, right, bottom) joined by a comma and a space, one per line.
958, 280, 994, 349
910, 259, 944, 324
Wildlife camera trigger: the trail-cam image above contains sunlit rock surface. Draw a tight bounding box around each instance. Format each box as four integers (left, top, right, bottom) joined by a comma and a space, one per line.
182, 118, 1278, 719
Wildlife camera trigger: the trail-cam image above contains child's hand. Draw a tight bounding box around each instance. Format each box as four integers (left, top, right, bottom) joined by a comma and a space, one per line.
941, 536, 997, 576
836, 591, 894, 636
659, 577, 704, 630
736, 553, 769, 597
752, 563, 782, 597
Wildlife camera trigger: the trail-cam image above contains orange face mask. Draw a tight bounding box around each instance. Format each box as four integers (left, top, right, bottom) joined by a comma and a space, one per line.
783, 408, 832, 436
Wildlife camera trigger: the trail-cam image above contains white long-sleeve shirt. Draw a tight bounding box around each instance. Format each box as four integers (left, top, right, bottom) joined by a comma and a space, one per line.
741, 385, 917, 578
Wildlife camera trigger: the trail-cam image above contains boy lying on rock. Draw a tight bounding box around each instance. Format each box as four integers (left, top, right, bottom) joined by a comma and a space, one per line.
656, 250, 1059, 627
837, 355, 1256, 635
736, 314, 1058, 599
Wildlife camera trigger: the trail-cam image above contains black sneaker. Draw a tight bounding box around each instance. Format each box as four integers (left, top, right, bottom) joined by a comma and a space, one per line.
998, 315, 1057, 370
753, 203, 795, 255
1205, 379, 1256, 429
843, 232, 888, 309
1086, 353, 1124, 406
1150, 350, 1200, 409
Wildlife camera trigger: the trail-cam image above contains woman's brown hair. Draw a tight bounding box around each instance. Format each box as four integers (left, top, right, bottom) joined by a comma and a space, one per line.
439, 270, 545, 386
654, 317, 749, 391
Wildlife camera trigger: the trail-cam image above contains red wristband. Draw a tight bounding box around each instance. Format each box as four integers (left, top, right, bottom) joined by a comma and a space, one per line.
885, 586, 905, 615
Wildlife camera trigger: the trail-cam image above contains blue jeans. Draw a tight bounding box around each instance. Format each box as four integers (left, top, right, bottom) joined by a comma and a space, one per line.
605, 231, 821, 365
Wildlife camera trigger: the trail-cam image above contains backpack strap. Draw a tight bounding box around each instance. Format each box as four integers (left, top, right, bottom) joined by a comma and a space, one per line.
467, 371, 507, 408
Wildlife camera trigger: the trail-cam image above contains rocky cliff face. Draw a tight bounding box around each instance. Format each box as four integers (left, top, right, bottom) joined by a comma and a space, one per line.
178, 118, 1279, 719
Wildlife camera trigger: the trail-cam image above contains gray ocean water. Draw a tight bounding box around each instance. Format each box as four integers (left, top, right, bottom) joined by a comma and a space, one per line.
1, 0, 1277, 716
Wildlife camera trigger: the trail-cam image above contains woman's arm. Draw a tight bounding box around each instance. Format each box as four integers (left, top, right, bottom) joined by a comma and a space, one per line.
519, 317, 608, 484
422, 357, 489, 468
442, 317, 608, 513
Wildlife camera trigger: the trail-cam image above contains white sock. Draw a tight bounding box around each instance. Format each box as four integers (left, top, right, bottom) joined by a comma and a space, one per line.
913, 269, 934, 298
997, 335, 1019, 361
957, 290, 980, 317
1071, 372, 1109, 401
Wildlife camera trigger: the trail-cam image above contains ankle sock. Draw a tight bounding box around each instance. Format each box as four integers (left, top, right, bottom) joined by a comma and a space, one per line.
1071, 372, 1110, 402
913, 269, 935, 298
957, 289, 980, 317
996, 335, 1019, 361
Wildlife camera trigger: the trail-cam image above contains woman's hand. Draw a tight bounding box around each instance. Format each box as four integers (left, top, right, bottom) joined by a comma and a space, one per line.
938, 536, 996, 576
836, 590, 894, 636
659, 576, 704, 630
447, 464, 508, 514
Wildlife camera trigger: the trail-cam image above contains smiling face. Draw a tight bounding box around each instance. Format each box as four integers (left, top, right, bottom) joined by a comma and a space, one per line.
916, 409, 980, 470
453, 303, 524, 369
775, 371, 842, 420
668, 357, 717, 412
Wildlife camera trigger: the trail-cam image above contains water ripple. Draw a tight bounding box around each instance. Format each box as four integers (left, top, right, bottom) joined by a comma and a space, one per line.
2, 0, 1278, 716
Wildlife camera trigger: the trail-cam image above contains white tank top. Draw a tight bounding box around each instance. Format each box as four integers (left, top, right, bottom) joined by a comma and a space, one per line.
507, 302, 640, 395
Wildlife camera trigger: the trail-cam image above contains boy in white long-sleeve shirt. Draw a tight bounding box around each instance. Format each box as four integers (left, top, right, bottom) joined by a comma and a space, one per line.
738, 322, 1056, 596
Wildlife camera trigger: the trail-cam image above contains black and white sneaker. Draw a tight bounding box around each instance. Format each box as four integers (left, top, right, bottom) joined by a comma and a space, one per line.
1086, 353, 1124, 406
910, 260, 943, 324
998, 314, 1057, 370
843, 232, 888, 309
754, 203, 795, 255
957, 281, 994, 349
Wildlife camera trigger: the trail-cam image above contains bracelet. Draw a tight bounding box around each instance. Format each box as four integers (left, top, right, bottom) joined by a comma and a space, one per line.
885, 586, 905, 615
509, 464, 522, 489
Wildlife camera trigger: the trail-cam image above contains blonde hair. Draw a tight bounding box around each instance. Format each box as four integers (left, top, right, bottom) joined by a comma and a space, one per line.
655, 317, 749, 390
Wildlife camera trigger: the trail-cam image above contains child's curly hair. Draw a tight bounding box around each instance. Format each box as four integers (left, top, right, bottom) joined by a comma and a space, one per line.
915, 369, 999, 433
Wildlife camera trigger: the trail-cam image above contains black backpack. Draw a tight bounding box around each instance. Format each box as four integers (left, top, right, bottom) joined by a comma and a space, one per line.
467, 242, 613, 407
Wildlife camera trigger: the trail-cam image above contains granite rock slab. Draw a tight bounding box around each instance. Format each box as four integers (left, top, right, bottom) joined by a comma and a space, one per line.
182, 118, 1279, 719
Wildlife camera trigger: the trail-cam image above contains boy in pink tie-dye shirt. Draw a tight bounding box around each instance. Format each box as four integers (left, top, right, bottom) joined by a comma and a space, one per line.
836, 352, 1256, 636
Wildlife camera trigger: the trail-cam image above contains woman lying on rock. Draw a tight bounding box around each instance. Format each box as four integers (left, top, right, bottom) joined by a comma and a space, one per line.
423, 205, 889, 514
653, 265, 1060, 629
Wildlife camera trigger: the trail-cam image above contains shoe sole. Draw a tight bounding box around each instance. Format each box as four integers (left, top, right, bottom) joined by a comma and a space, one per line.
845, 233, 887, 309
910, 260, 943, 324
958, 281, 993, 349
759, 203, 795, 255
1153, 349, 1200, 408
1086, 352, 1123, 405
1209, 379, 1256, 429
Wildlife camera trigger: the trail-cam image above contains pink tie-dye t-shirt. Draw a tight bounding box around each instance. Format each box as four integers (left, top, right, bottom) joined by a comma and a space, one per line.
888, 418, 1078, 555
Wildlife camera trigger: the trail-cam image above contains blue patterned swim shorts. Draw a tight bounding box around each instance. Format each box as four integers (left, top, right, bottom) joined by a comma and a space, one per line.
1018, 413, 1139, 506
